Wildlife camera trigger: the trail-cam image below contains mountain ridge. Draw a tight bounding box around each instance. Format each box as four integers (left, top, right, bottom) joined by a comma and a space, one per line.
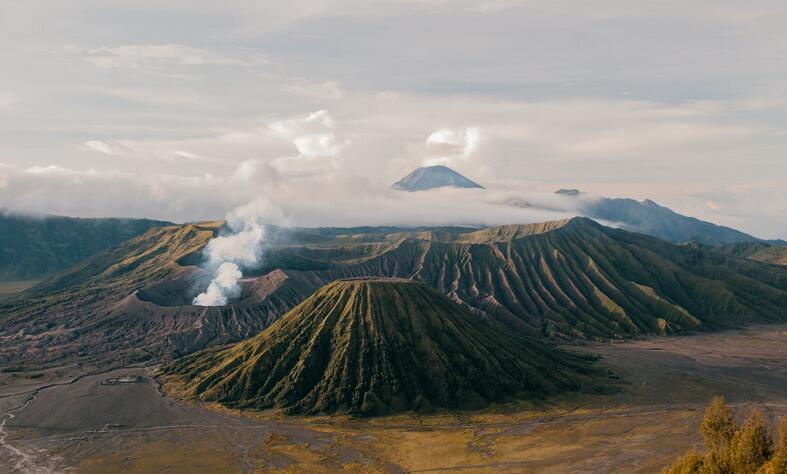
553, 191, 768, 245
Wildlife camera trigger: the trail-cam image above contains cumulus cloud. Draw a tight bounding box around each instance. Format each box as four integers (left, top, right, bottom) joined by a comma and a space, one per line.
269, 110, 349, 176
423, 127, 481, 166
269, 109, 335, 137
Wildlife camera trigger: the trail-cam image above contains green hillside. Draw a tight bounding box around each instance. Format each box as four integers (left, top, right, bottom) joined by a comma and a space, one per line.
0, 212, 170, 280
163, 279, 603, 416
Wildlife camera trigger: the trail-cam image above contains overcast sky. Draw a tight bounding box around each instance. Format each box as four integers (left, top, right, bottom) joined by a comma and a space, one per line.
1, 1, 786, 237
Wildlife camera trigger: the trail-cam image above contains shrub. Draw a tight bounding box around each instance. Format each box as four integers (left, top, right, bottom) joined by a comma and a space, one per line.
662, 397, 782, 474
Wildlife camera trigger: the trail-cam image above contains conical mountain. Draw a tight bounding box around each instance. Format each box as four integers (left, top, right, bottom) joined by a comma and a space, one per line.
391, 165, 484, 191
163, 279, 600, 416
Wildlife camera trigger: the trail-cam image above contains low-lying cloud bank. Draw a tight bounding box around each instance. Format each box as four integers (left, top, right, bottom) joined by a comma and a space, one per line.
1, 155, 785, 240
0, 157, 583, 228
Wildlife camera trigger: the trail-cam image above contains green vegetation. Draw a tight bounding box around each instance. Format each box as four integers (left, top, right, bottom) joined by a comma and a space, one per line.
0, 212, 169, 280
2, 221, 219, 307
163, 279, 605, 416
664, 396, 787, 474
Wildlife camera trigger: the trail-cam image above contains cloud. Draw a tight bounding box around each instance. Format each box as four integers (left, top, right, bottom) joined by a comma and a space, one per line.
82, 139, 221, 164
0, 158, 572, 227
464, 0, 529, 14
675, 187, 787, 239
292, 134, 341, 157
269, 109, 335, 137
282, 80, 343, 100
423, 127, 481, 166
172, 150, 202, 160
83, 140, 129, 156
2, 1, 786, 240
0, 92, 17, 109
85, 44, 267, 69
269, 110, 349, 175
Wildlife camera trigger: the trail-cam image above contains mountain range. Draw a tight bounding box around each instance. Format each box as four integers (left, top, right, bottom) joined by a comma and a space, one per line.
556, 190, 779, 246
3, 217, 785, 373
2, 166, 782, 288
390, 166, 780, 246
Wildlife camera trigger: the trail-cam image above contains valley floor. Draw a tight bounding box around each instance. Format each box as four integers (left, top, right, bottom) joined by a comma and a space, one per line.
1, 324, 786, 473
0, 280, 42, 301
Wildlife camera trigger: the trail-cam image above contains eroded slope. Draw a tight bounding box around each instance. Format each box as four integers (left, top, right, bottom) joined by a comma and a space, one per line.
163, 279, 602, 415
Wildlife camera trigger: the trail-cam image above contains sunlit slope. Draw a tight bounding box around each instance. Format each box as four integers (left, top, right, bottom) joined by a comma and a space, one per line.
320, 218, 787, 338
715, 241, 787, 266
164, 279, 602, 416
5, 221, 220, 307
0, 222, 224, 368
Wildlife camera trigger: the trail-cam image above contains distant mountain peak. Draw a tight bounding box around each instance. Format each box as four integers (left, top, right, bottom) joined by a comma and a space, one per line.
392, 165, 484, 192
554, 188, 584, 197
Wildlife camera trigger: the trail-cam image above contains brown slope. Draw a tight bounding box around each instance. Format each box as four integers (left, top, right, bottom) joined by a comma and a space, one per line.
0, 221, 297, 370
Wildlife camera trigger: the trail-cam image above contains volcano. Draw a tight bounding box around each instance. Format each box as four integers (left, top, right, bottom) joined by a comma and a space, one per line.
391, 165, 484, 191
4, 217, 786, 375
163, 279, 600, 416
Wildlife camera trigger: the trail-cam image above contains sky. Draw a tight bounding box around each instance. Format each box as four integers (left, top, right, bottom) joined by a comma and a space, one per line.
0, 1, 786, 238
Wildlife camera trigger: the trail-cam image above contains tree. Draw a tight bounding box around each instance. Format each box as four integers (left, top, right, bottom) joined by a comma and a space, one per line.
663, 450, 703, 474
700, 396, 737, 454
663, 397, 783, 474
729, 409, 772, 474
760, 417, 787, 474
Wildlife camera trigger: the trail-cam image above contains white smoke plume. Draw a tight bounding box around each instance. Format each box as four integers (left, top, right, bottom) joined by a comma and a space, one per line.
192, 262, 243, 306
192, 198, 283, 306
